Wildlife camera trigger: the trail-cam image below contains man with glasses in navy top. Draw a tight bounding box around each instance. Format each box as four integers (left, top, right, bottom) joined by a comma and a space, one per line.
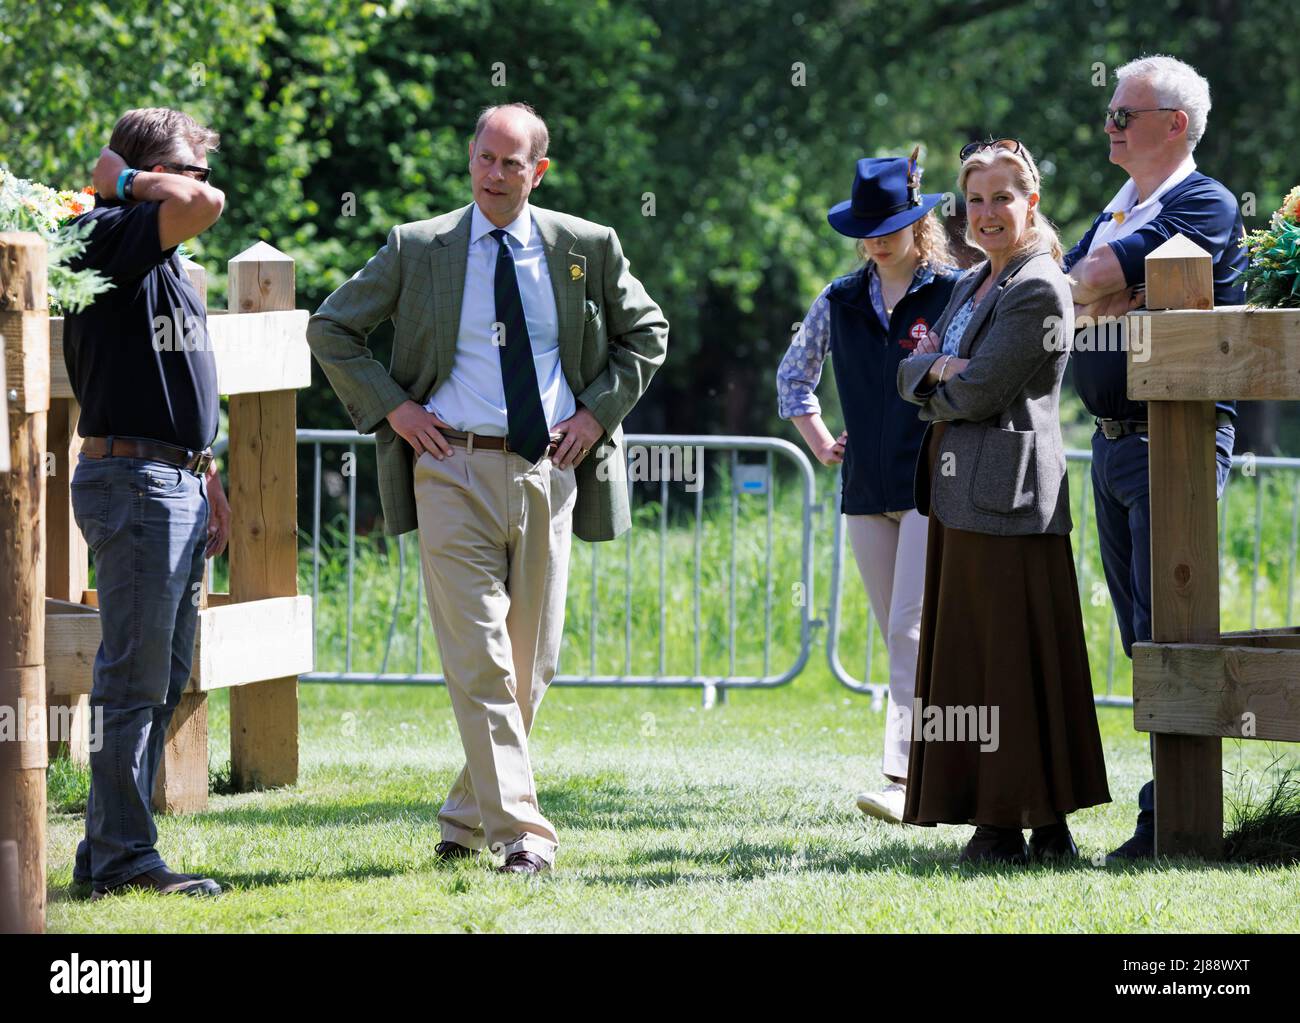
64, 107, 230, 900
1063, 55, 1245, 862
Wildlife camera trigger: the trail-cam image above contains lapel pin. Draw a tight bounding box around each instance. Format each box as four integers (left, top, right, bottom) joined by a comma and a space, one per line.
570, 263, 584, 281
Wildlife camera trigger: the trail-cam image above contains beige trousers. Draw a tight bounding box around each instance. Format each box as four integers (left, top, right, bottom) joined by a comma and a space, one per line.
413, 445, 577, 863
845, 509, 928, 781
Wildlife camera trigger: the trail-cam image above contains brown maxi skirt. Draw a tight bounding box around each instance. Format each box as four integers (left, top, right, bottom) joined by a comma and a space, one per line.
902, 422, 1112, 829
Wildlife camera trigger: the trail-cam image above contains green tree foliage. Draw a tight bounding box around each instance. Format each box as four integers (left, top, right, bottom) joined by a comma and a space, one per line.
5, 0, 1300, 450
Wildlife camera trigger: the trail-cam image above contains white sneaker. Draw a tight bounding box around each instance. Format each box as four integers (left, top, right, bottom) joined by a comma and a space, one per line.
855, 782, 906, 824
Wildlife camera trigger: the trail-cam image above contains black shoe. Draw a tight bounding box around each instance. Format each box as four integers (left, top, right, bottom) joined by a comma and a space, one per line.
1105, 829, 1154, 863
958, 825, 1029, 865
90, 867, 221, 901
434, 840, 478, 863
1029, 821, 1079, 863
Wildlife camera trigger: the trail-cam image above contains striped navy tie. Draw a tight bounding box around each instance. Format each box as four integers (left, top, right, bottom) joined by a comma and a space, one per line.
490, 228, 549, 463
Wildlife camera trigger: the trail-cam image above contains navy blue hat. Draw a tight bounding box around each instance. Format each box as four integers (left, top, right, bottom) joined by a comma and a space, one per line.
827, 155, 944, 238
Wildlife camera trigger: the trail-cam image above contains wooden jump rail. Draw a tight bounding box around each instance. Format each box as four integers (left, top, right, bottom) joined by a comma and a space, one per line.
1128, 232, 1300, 858
0, 231, 314, 932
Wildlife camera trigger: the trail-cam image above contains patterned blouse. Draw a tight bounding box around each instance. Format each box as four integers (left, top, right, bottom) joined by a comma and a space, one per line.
942, 297, 976, 356
776, 263, 927, 420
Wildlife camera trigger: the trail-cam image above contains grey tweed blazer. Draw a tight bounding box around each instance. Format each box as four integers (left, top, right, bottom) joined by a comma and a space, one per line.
307, 203, 669, 540
896, 246, 1074, 536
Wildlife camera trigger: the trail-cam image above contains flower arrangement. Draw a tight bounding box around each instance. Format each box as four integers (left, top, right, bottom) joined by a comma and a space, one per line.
1241, 185, 1300, 309
0, 165, 113, 314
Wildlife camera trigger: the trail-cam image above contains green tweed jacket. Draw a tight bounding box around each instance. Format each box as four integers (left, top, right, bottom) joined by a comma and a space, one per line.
306, 203, 669, 541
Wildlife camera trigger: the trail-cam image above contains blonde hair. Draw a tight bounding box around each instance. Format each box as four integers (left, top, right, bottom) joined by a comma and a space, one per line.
957, 144, 1063, 263
855, 210, 954, 270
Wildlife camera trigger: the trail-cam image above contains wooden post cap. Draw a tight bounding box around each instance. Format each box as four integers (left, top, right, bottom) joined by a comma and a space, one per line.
228, 242, 295, 313
1145, 233, 1214, 310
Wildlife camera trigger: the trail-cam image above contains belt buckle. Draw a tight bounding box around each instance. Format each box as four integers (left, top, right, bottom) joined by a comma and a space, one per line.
1097, 419, 1119, 440
193, 451, 213, 476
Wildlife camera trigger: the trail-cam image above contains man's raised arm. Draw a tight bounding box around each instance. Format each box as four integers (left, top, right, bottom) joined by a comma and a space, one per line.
91, 146, 225, 250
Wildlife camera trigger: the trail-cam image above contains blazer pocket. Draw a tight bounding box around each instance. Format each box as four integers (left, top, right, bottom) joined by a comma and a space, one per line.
583, 302, 604, 343
970, 427, 1037, 516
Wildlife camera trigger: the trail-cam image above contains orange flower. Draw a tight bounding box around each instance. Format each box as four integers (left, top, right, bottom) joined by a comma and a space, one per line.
1281, 186, 1300, 225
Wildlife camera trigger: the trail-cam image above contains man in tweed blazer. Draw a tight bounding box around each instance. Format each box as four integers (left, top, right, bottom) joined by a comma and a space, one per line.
307, 103, 668, 873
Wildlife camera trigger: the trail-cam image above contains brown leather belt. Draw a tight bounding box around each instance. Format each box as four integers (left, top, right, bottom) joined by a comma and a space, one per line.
440, 429, 558, 458
81, 435, 213, 475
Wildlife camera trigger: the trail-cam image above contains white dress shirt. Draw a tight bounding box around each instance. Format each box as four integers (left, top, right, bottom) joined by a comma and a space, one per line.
425, 202, 576, 435
1086, 155, 1198, 255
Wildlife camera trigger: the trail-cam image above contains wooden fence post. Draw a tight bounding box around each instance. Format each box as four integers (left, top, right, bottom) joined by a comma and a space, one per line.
151, 257, 212, 814
227, 242, 299, 790
0, 232, 49, 933
1144, 234, 1223, 859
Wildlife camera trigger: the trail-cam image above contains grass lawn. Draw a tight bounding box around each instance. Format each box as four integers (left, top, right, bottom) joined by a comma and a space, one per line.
42, 450, 1300, 932
45, 661, 1300, 933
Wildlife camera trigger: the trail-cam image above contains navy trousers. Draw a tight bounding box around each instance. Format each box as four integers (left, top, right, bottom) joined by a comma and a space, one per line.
69, 454, 208, 888
1090, 424, 1234, 826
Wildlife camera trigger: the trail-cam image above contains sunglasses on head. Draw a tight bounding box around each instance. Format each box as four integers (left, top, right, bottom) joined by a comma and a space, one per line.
958, 137, 1041, 187
1104, 106, 1178, 130
959, 137, 1023, 162
161, 162, 211, 183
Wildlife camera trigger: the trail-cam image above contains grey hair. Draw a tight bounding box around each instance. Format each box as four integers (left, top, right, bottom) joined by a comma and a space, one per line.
1115, 54, 1211, 150
472, 103, 549, 164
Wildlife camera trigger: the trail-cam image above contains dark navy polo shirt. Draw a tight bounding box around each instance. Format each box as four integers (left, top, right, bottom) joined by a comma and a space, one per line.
1063, 170, 1245, 423
64, 197, 218, 452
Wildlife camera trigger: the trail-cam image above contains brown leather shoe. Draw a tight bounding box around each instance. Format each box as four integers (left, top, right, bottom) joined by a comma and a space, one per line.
90, 867, 221, 900
434, 840, 478, 862
498, 851, 550, 875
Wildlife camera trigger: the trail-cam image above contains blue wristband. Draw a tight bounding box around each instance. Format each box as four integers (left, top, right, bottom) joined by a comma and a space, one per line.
116, 167, 140, 200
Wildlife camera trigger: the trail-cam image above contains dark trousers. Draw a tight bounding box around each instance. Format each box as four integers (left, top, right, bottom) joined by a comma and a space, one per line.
69, 454, 208, 888
1090, 424, 1234, 826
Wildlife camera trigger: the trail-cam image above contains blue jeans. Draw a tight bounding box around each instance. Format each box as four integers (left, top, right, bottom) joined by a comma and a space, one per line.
69, 453, 208, 888
1090, 424, 1234, 828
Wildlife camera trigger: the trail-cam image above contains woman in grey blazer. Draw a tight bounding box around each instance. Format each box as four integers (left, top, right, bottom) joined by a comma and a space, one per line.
896, 140, 1110, 865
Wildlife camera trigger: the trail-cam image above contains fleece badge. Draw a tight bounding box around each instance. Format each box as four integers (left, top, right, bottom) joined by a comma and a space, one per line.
901, 318, 930, 350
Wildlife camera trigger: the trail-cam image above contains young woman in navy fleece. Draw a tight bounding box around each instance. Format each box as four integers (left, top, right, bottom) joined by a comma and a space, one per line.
777, 154, 961, 823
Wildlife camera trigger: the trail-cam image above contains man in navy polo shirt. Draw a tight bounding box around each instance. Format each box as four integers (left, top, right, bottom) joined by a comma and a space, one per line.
1064, 55, 1245, 862
64, 108, 231, 899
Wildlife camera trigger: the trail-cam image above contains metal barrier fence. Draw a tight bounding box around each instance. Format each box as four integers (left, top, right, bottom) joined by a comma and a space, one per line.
827, 449, 1300, 708
215, 432, 1300, 706
215, 431, 819, 705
